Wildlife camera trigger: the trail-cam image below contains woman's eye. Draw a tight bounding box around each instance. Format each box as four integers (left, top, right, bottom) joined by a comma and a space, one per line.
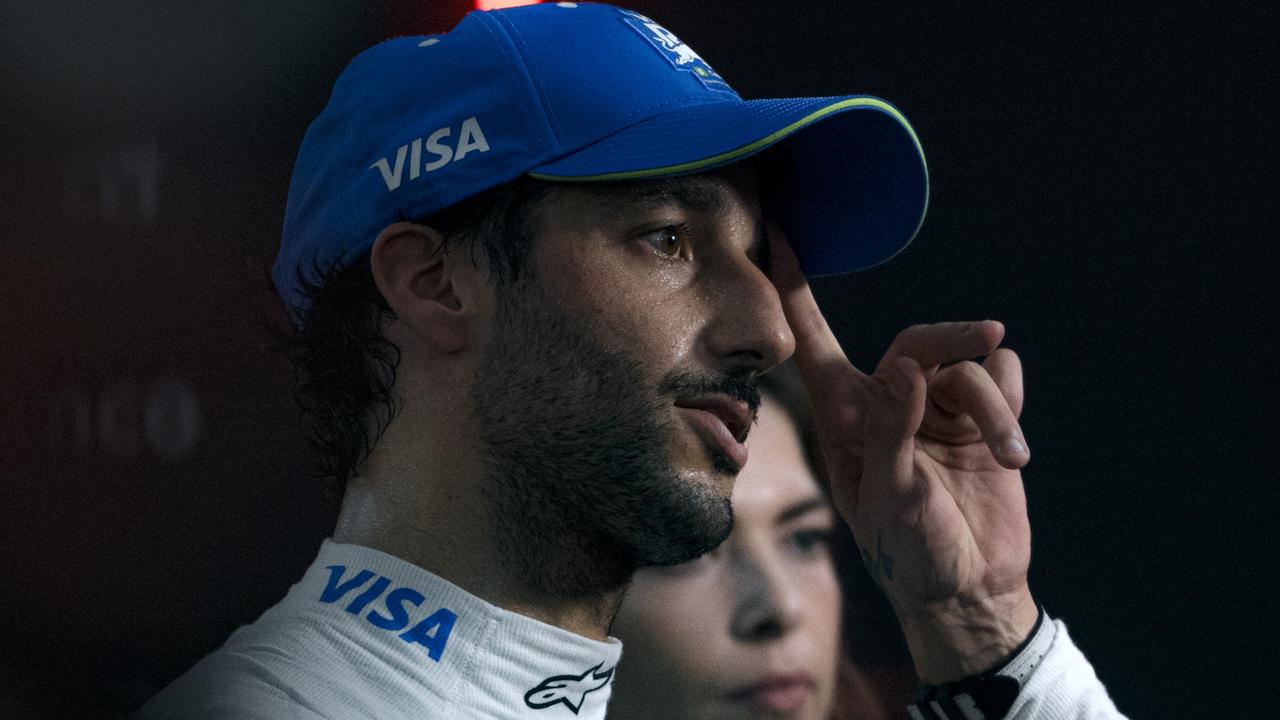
640, 224, 689, 258
786, 528, 835, 558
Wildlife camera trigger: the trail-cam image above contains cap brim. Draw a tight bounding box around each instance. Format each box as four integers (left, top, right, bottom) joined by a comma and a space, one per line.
528, 96, 928, 276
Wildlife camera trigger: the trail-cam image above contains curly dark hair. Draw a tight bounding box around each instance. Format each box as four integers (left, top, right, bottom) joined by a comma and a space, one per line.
281, 175, 562, 495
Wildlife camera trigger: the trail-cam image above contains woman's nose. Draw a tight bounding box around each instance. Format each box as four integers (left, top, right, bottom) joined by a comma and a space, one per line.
728, 548, 802, 643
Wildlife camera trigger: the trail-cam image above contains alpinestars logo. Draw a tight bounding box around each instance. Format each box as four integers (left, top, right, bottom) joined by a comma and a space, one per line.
524, 662, 615, 714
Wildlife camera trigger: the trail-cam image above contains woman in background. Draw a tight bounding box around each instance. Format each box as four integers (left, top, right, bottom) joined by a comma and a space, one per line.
608, 364, 913, 720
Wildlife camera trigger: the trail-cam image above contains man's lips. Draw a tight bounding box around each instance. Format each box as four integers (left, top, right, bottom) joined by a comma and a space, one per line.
727, 673, 816, 715
674, 395, 753, 471
673, 395, 753, 443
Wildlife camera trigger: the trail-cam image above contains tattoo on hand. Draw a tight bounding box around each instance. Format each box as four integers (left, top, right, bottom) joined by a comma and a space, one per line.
860, 529, 894, 584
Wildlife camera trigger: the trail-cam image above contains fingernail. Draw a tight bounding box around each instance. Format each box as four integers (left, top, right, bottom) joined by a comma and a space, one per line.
1005, 434, 1027, 455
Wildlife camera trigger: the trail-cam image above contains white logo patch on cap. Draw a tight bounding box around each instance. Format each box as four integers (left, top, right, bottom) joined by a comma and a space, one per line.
620, 10, 734, 94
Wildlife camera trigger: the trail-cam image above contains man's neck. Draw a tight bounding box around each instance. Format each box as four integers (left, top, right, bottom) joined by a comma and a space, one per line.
332, 462, 630, 642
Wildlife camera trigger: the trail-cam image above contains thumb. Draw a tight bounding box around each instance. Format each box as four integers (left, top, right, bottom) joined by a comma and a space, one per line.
863, 357, 927, 503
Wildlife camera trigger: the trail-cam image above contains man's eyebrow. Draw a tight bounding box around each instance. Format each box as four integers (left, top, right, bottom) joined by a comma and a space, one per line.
775, 496, 832, 525
609, 177, 727, 214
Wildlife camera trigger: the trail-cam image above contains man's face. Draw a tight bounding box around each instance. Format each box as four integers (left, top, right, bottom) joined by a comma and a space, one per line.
468, 164, 796, 576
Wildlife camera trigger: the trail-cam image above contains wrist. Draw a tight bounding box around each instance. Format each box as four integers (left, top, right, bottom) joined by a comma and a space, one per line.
897, 587, 1039, 684
908, 607, 1056, 720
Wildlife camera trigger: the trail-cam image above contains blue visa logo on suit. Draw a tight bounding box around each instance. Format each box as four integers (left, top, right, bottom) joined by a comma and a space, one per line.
319, 564, 458, 661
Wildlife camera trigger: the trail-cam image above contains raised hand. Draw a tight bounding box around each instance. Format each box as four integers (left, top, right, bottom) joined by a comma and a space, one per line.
767, 230, 1039, 682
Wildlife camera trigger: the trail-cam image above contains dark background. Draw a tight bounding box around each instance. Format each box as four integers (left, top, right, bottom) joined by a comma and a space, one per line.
1, 1, 1274, 717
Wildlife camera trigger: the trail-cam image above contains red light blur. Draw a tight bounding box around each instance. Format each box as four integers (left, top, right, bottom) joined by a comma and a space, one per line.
475, 0, 542, 9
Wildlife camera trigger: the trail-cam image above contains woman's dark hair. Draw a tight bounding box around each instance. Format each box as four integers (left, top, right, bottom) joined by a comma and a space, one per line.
280, 175, 561, 496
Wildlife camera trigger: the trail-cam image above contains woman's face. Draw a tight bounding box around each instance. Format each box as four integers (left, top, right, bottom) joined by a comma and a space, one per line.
610, 398, 842, 720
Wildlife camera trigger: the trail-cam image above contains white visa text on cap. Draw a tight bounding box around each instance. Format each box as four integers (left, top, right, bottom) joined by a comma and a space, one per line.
370, 116, 491, 192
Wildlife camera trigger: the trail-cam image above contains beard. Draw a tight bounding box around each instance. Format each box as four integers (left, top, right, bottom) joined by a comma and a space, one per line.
468, 277, 759, 598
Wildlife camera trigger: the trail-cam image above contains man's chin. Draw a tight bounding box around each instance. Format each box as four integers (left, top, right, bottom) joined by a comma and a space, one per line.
630, 494, 734, 568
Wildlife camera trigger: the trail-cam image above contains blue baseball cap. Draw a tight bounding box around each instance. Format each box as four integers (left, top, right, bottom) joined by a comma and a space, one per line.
275, 1, 928, 318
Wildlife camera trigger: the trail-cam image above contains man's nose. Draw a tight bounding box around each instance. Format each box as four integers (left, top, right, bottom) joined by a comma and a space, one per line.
702, 254, 795, 373
727, 547, 802, 643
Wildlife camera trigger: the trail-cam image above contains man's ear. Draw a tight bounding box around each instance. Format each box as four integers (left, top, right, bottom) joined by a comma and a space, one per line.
370, 222, 471, 353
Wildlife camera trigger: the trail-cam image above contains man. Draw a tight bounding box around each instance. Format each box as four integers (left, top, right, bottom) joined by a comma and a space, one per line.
140, 4, 1124, 719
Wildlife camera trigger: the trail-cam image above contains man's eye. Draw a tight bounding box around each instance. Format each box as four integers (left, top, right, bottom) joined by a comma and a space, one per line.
640, 223, 690, 258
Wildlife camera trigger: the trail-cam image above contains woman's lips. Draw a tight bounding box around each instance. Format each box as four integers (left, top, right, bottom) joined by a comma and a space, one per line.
677, 406, 749, 470
727, 673, 816, 715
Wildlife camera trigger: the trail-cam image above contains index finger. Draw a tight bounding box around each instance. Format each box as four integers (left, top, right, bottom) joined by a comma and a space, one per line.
767, 225, 863, 388
875, 320, 1006, 377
